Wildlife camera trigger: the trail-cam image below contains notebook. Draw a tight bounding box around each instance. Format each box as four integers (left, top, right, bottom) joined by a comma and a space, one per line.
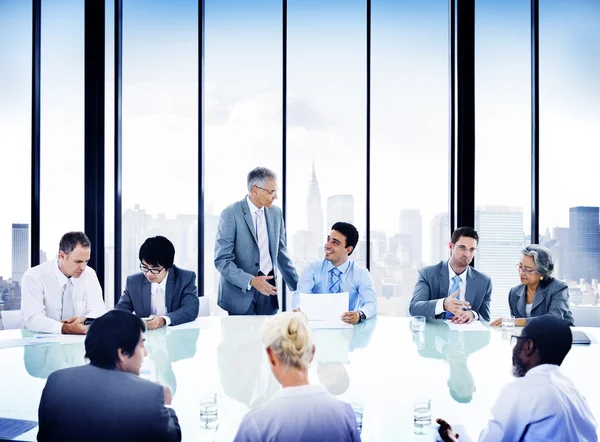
572, 330, 591, 344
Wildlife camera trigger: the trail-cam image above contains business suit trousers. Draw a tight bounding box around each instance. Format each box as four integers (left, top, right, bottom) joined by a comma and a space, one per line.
231, 270, 278, 316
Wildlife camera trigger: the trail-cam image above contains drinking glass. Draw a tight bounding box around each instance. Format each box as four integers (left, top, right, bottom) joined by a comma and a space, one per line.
413, 397, 431, 435
502, 315, 515, 331
199, 393, 218, 430
411, 316, 426, 333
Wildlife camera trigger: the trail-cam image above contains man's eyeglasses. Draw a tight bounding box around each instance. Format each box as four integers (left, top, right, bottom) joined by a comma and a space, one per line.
255, 186, 278, 196
140, 264, 164, 274
516, 264, 537, 275
455, 245, 477, 253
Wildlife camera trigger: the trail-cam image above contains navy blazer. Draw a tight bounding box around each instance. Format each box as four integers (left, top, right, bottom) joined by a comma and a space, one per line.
115, 265, 199, 326
409, 260, 493, 322
508, 278, 574, 326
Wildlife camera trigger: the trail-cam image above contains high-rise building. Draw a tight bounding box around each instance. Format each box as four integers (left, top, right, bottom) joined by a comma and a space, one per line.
475, 206, 524, 320
12, 223, 29, 284
398, 210, 422, 268
327, 195, 354, 229
431, 212, 449, 264
551, 227, 569, 280
306, 163, 324, 261
568, 207, 600, 282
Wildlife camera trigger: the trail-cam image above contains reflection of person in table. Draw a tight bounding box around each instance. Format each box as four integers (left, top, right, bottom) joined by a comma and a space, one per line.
317, 317, 378, 396
217, 317, 280, 409
415, 319, 490, 403
24, 341, 86, 379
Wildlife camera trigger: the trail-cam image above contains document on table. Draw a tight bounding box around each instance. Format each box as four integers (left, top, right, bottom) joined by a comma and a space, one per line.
300, 292, 352, 329
0, 418, 38, 440
23, 334, 86, 345
445, 320, 490, 332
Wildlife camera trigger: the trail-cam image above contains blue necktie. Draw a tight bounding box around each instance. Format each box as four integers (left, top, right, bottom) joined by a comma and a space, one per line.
445, 275, 462, 319
329, 268, 341, 293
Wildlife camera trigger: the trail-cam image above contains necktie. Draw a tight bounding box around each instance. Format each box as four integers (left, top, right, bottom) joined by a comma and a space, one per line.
61, 279, 74, 320
153, 286, 167, 316
256, 209, 273, 275
329, 268, 341, 294
445, 275, 462, 319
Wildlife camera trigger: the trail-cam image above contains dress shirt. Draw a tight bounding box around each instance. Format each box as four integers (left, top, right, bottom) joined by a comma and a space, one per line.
245, 196, 273, 291
478, 364, 598, 442
151, 271, 171, 326
233, 384, 360, 442
525, 303, 533, 317
294, 259, 377, 319
21, 260, 107, 334
435, 263, 479, 320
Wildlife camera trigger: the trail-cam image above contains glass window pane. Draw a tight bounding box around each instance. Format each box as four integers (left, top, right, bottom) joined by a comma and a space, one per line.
287, 0, 366, 311
122, 1, 198, 291
205, 0, 282, 315
475, 0, 531, 320
40, 0, 85, 260
0, 0, 32, 323
540, 1, 600, 313
371, 0, 449, 316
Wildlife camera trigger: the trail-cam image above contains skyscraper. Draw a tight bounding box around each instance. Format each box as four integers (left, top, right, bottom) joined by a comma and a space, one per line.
399, 210, 422, 268
475, 206, 524, 320
569, 207, 600, 282
327, 195, 354, 229
306, 163, 324, 260
551, 227, 569, 280
431, 212, 449, 263
12, 223, 28, 284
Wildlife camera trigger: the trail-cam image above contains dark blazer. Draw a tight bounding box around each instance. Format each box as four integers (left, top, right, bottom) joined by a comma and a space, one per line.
115, 266, 199, 326
37, 364, 181, 442
409, 261, 493, 322
214, 197, 299, 314
508, 278, 574, 326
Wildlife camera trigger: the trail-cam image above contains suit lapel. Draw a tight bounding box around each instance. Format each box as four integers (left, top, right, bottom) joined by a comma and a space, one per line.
141, 278, 151, 316
531, 284, 547, 313
464, 269, 477, 306
264, 208, 276, 264
516, 285, 527, 317
241, 198, 259, 245
166, 267, 176, 313
439, 262, 450, 300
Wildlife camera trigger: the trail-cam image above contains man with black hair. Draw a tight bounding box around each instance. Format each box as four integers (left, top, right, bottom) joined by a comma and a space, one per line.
293, 222, 377, 324
37, 310, 181, 442
21, 231, 107, 334
116, 236, 199, 329
410, 226, 492, 323
438, 316, 597, 442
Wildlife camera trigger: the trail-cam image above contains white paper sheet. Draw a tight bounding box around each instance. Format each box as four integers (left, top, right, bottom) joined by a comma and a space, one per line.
445, 320, 490, 332
23, 334, 86, 345
299, 292, 349, 321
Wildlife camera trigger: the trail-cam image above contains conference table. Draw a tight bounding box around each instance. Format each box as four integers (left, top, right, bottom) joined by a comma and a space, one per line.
0, 316, 598, 441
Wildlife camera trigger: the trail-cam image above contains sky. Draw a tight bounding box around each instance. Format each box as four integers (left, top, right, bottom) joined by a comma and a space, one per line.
1, 0, 600, 280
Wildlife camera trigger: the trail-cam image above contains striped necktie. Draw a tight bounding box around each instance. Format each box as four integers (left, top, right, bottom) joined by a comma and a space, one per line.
445, 275, 462, 319
329, 268, 341, 293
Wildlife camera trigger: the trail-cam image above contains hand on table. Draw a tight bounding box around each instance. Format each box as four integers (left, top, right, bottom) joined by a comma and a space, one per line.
341, 311, 360, 324
61, 316, 88, 335
145, 315, 166, 330
436, 418, 460, 442
450, 310, 475, 324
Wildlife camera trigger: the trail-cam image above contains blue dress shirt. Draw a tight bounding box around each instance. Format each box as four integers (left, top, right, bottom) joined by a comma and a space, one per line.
294, 259, 378, 319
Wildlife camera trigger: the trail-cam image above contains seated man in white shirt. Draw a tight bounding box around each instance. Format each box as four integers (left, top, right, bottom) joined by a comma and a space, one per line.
21, 231, 107, 334
437, 315, 598, 442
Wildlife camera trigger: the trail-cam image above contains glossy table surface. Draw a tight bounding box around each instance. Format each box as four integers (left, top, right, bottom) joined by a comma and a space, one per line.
0, 316, 598, 441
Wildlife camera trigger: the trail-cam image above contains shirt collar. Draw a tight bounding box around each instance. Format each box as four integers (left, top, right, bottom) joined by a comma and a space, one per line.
326, 259, 351, 274
246, 195, 262, 215
275, 384, 328, 398
151, 271, 169, 294
54, 260, 71, 288
448, 261, 468, 283
525, 363, 560, 378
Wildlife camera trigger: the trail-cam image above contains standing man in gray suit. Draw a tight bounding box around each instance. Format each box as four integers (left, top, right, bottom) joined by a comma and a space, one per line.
37, 310, 181, 442
215, 167, 299, 315
409, 227, 492, 323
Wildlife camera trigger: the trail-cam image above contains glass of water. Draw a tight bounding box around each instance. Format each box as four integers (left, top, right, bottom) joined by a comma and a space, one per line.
502, 315, 515, 331
411, 316, 426, 333
199, 393, 218, 430
351, 403, 363, 434
413, 397, 431, 435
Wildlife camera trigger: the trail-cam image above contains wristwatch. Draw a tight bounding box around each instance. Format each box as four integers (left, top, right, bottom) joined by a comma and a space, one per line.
358, 311, 366, 322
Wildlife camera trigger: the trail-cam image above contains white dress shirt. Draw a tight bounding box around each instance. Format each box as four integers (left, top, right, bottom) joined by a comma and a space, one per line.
478, 364, 598, 441
150, 271, 171, 326
21, 260, 107, 334
245, 196, 273, 291
435, 263, 479, 320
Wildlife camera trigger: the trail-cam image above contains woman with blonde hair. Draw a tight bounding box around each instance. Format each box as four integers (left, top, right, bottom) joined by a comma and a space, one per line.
233, 312, 360, 442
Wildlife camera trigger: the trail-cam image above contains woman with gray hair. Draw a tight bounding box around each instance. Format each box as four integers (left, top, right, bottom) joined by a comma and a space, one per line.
491, 245, 574, 327
233, 312, 360, 442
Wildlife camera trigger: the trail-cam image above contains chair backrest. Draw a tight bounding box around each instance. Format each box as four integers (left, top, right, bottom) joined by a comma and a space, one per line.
198, 296, 211, 317
571, 306, 600, 327
1, 310, 24, 329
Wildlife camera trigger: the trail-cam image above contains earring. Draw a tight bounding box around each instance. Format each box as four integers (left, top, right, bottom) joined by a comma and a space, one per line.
540, 276, 544, 280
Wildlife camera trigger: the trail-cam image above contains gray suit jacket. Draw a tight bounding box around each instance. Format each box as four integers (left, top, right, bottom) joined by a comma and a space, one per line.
508, 279, 574, 326
115, 266, 199, 326
214, 197, 299, 314
409, 260, 492, 322
37, 364, 181, 442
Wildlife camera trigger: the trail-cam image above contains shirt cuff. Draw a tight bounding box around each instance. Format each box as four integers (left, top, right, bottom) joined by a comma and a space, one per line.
435, 298, 446, 316
247, 278, 253, 291
471, 310, 479, 321
161, 316, 171, 326
55, 321, 65, 335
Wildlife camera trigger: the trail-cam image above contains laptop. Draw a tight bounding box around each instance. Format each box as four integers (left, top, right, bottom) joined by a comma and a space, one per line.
572, 330, 591, 344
